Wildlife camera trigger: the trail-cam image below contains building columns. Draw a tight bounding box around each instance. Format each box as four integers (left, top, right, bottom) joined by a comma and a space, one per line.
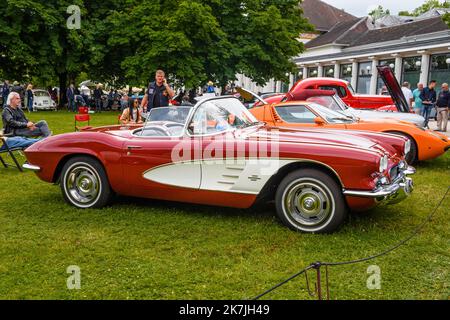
317, 65, 324, 77
394, 56, 403, 82
369, 58, 379, 95
302, 67, 308, 79
420, 53, 430, 85
351, 61, 358, 89
334, 62, 340, 78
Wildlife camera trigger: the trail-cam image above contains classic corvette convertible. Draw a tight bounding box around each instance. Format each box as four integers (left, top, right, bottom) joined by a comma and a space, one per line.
23, 96, 415, 233
249, 96, 450, 164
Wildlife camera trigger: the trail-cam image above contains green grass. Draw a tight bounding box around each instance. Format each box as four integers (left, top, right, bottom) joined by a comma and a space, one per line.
0, 110, 449, 300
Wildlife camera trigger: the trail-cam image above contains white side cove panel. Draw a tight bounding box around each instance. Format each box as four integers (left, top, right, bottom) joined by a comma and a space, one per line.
142, 159, 299, 194
143, 162, 201, 189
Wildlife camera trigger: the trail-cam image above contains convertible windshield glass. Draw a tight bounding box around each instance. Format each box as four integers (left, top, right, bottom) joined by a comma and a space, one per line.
146, 106, 192, 124
306, 96, 344, 112
308, 103, 354, 123
189, 97, 259, 135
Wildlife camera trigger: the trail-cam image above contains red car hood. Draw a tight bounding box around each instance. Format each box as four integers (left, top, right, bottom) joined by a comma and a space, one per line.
246, 126, 400, 157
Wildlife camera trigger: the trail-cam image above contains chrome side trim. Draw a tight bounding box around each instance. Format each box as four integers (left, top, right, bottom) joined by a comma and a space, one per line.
23, 163, 41, 171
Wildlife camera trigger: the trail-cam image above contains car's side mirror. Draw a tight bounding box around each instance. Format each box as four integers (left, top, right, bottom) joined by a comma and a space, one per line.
314, 117, 325, 126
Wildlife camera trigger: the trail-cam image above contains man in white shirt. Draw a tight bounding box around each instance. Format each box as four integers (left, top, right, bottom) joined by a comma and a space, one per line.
401, 82, 414, 110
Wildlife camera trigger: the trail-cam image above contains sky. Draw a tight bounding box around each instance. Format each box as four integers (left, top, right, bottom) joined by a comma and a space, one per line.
322, 0, 427, 17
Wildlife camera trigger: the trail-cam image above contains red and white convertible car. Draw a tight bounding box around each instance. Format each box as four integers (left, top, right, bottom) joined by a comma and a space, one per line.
23, 96, 414, 233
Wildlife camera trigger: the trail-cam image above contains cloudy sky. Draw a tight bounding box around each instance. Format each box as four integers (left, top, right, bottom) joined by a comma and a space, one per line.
322, 0, 427, 17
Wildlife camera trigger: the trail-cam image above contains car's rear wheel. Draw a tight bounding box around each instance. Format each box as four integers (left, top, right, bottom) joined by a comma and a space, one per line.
60, 156, 112, 209
275, 168, 347, 234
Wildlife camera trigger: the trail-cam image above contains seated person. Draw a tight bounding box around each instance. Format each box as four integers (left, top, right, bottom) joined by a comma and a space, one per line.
120, 98, 143, 125
1, 135, 40, 152
2, 92, 52, 138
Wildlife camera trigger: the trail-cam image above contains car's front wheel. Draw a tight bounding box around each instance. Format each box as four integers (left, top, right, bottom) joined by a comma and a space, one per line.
60, 156, 112, 209
275, 168, 347, 234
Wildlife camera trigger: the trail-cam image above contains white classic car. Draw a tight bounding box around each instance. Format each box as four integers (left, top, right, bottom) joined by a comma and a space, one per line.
32, 89, 57, 111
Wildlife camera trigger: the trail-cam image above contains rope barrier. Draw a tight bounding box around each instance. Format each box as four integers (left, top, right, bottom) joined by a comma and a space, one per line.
253, 186, 449, 300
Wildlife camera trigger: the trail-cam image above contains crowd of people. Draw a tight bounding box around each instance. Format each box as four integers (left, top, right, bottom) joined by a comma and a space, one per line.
402, 80, 449, 132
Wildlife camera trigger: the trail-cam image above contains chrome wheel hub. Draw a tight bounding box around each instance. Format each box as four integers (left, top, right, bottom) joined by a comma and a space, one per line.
283, 179, 333, 227
66, 165, 100, 205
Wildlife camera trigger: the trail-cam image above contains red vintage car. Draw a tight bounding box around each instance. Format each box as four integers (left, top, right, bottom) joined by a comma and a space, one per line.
258, 66, 406, 112
23, 96, 414, 233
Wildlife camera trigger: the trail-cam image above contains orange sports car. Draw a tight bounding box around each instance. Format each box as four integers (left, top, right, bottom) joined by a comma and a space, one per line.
249, 91, 450, 164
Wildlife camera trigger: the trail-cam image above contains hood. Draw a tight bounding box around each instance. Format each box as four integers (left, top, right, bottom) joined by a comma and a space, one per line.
247, 126, 387, 154
377, 66, 410, 113
345, 108, 425, 127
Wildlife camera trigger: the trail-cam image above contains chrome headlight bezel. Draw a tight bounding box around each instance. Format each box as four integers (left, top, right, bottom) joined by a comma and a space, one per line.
379, 155, 388, 173
404, 139, 411, 156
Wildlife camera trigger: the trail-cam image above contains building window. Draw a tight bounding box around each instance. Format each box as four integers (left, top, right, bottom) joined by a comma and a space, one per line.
429, 53, 450, 91
308, 67, 318, 78
402, 56, 422, 91
377, 59, 395, 94
323, 65, 335, 78
357, 61, 372, 94
340, 64, 352, 83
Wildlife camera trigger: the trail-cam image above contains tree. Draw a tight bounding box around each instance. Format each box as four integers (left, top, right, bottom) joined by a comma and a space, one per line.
108, 0, 312, 90
0, 0, 126, 106
412, 0, 450, 15
368, 5, 391, 20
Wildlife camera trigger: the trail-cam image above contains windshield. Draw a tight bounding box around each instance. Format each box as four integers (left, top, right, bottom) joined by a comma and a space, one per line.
146, 106, 192, 124
308, 103, 354, 123
34, 91, 50, 97
306, 96, 345, 112
347, 84, 356, 95
188, 97, 259, 135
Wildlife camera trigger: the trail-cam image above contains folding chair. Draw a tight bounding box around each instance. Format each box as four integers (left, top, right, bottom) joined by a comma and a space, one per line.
0, 134, 25, 172
78, 106, 89, 114
74, 114, 92, 131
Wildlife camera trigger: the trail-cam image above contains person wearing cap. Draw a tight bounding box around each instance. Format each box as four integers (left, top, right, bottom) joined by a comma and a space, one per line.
140, 70, 175, 111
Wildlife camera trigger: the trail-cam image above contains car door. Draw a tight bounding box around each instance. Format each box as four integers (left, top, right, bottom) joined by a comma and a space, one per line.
121, 132, 201, 199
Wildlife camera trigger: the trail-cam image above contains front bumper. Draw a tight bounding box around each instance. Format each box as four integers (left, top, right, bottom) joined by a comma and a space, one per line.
343, 166, 415, 205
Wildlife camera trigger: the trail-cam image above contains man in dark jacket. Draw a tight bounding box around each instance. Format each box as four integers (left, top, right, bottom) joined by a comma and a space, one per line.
66, 84, 76, 112
419, 80, 437, 128
93, 84, 103, 113
436, 83, 449, 132
2, 92, 51, 138
140, 70, 175, 112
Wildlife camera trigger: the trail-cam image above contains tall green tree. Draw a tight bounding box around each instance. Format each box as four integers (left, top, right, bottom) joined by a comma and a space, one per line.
0, 0, 126, 105
109, 0, 312, 89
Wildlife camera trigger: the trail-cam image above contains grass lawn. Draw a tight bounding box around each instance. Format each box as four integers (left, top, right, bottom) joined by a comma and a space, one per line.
0, 110, 449, 300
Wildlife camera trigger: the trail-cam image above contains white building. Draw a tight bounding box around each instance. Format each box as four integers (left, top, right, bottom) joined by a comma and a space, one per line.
237, 0, 450, 95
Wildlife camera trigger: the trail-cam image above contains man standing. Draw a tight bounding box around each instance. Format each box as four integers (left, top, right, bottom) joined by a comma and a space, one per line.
93, 84, 103, 113
2, 92, 51, 138
141, 70, 175, 112
412, 83, 423, 115
401, 82, 414, 110
66, 84, 76, 112
2, 80, 9, 108
420, 80, 437, 129
435, 83, 449, 132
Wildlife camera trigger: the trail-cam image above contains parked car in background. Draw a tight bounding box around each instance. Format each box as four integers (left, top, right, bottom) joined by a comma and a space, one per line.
255, 66, 413, 113
250, 98, 450, 164
32, 89, 57, 111
238, 87, 425, 127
